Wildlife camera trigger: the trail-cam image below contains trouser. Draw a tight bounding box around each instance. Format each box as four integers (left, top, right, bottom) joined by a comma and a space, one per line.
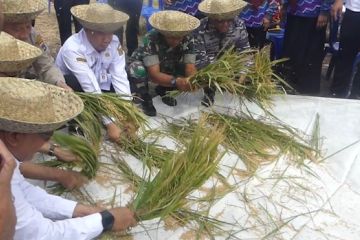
246, 26, 268, 49
108, 0, 143, 56
331, 9, 360, 96
64, 75, 115, 92
54, 0, 90, 45
281, 14, 326, 95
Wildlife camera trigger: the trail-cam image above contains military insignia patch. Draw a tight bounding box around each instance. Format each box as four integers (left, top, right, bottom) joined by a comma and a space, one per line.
117, 46, 124, 56
35, 34, 47, 52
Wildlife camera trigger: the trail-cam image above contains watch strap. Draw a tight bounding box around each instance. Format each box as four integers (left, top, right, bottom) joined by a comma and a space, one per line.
48, 143, 58, 157
100, 210, 115, 232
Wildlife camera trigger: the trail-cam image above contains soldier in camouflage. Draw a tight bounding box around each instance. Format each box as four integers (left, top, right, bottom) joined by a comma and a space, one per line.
128, 11, 200, 116
2, 0, 71, 90
195, 0, 250, 106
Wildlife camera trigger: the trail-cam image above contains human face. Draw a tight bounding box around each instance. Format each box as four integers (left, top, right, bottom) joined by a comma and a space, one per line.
3, 21, 32, 42
2, 131, 53, 162
85, 29, 113, 52
211, 18, 233, 34
164, 35, 184, 48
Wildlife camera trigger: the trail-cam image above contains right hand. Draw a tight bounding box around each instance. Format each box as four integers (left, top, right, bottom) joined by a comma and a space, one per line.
331, 0, 343, 21
0, 140, 16, 183
108, 207, 137, 231
176, 77, 192, 92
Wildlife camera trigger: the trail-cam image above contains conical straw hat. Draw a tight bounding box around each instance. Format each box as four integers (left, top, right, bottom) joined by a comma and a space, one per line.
198, 0, 247, 20
0, 77, 84, 134
0, 32, 42, 73
3, 0, 47, 23
149, 10, 200, 37
71, 3, 129, 33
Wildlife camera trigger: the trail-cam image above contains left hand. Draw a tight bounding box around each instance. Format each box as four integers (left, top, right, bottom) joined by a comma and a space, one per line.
59, 170, 88, 190
263, 17, 271, 30
176, 77, 192, 92
316, 13, 328, 29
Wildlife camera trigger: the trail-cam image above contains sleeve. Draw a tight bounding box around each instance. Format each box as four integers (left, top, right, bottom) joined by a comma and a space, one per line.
183, 36, 197, 64
235, 19, 250, 52
265, 0, 280, 18
108, 44, 131, 96
320, 0, 334, 13
60, 49, 102, 93
142, 33, 160, 67
12, 167, 104, 240
31, 31, 65, 86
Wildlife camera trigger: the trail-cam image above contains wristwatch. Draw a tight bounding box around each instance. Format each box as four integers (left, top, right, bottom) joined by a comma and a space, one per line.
100, 210, 115, 232
48, 143, 59, 157
170, 77, 177, 87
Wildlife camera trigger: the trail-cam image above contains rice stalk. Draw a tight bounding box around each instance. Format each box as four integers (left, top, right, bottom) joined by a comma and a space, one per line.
187, 47, 289, 109
42, 131, 99, 179
131, 117, 225, 221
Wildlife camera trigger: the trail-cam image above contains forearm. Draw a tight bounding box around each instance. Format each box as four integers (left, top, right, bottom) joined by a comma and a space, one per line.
0, 183, 16, 240
19, 162, 64, 182
73, 203, 104, 218
149, 71, 175, 86
184, 64, 197, 77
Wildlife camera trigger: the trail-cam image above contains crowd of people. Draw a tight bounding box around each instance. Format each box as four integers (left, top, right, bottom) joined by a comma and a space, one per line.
0, 0, 359, 239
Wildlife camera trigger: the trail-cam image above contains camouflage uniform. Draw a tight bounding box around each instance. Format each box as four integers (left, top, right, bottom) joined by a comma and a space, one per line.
194, 16, 250, 69
20, 28, 66, 86
128, 29, 196, 95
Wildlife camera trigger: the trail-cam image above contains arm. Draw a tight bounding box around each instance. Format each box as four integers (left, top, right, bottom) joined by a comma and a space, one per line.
234, 18, 251, 52
19, 162, 87, 190
317, 0, 333, 28
331, 0, 343, 21
0, 140, 16, 240
109, 43, 131, 96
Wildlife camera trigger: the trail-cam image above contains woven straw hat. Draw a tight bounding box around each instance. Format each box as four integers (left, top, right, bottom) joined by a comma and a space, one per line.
3, 0, 47, 23
149, 10, 200, 37
0, 32, 42, 73
71, 3, 129, 33
198, 0, 247, 20
0, 77, 84, 134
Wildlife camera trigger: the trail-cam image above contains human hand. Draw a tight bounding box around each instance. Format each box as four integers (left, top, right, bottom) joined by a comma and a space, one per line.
176, 77, 192, 91
316, 13, 328, 29
165, 0, 173, 5
40, 142, 78, 162
56, 81, 73, 91
59, 170, 88, 190
0, 140, 16, 184
106, 122, 122, 142
331, 0, 343, 21
108, 207, 137, 231
263, 17, 271, 30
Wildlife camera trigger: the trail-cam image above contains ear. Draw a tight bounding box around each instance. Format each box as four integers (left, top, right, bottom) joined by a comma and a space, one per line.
3, 132, 21, 148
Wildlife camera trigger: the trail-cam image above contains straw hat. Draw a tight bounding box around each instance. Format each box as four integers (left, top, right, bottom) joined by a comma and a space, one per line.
198, 0, 247, 20
3, 0, 47, 23
71, 3, 129, 33
0, 77, 84, 134
149, 10, 200, 37
0, 32, 42, 73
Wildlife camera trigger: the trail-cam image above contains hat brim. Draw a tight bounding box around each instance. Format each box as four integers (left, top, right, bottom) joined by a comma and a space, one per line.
71, 4, 129, 33
3, 0, 46, 22
149, 10, 200, 37
198, 1, 247, 20
0, 78, 84, 134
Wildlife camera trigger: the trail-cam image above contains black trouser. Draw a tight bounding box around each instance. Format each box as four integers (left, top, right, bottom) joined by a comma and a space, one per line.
108, 0, 143, 56
64, 75, 115, 92
331, 9, 360, 96
246, 26, 268, 49
54, 0, 90, 45
281, 14, 326, 95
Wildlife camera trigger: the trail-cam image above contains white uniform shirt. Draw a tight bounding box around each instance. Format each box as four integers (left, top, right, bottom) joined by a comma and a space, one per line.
55, 29, 131, 95
346, 0, 360, 12
11, 160, 104, 240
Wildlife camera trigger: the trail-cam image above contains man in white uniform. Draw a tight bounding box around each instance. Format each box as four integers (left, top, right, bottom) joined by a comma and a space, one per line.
0, 77, 137, 240
56, 3, 132, 142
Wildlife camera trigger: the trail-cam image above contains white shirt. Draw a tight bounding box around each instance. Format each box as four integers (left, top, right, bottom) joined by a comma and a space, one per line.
346, 0, 360, 12
11, 160, 103, 240
55, 29, 131, 96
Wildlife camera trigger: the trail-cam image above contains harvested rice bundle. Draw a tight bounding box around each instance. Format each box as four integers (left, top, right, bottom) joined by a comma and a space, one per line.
132, 117, 225, 221
43, 132, 99, 179
188, 47, 288, 108
74, 93, 147, 145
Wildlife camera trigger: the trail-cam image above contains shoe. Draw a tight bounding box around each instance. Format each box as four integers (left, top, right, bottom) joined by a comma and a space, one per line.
201, 94, 214, 107
141, 94, 157, 116
161, 95, 177, 106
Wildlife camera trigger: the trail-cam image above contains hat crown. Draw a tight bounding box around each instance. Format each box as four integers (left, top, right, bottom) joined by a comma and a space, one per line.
3, 0, 47, 22
85, 3, 115, 23
0, 79, 56, 123
0, 33, 21, 60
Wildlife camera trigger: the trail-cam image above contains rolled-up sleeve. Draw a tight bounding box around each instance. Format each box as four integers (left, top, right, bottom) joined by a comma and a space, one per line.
61, 49, 102, 93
